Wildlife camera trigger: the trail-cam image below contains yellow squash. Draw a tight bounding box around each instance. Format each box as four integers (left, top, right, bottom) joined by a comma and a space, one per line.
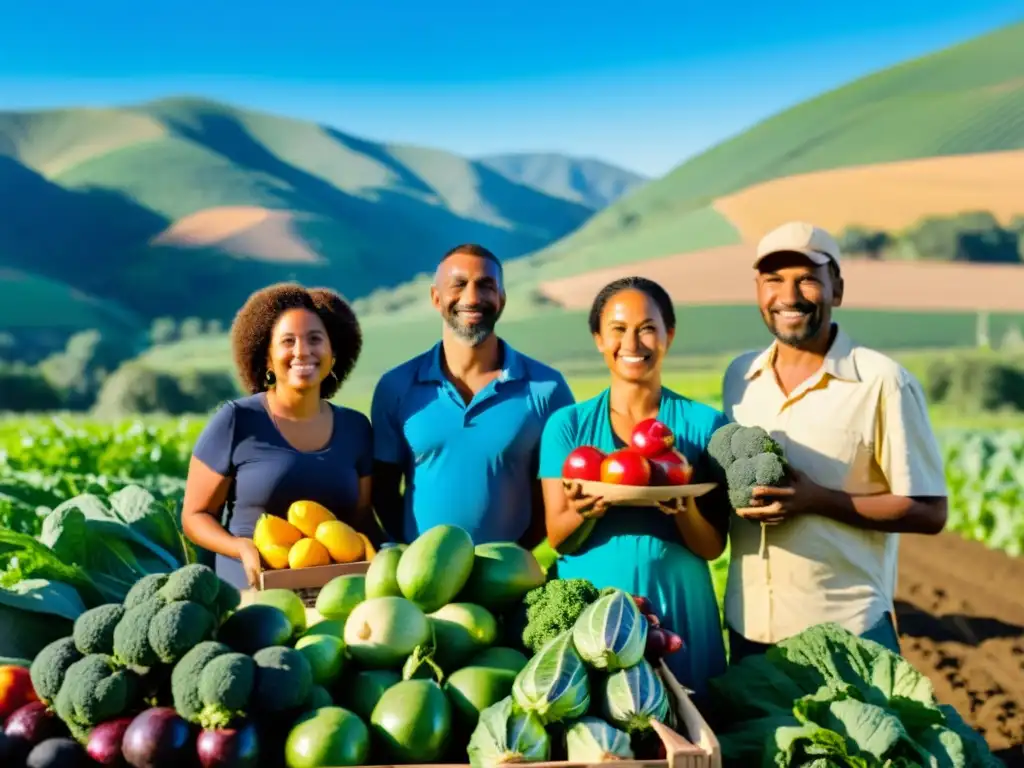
314, 520, 365, 563
288, 538, 332, 569
259, 543, 291, 570
253, 514, 304, 551
287, 501, 337, 538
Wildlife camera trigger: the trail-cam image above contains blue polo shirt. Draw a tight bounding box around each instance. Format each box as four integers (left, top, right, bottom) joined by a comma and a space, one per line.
370, 339, 575, 544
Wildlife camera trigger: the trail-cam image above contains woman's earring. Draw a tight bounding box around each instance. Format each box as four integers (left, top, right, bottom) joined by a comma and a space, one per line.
265, 369, 276, 388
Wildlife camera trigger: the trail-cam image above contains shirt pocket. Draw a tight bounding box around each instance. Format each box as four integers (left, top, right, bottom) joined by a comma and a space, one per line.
780, 423, 871, 492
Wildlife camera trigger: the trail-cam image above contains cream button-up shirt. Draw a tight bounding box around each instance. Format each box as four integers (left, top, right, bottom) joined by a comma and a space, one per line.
721, 326, 947, 644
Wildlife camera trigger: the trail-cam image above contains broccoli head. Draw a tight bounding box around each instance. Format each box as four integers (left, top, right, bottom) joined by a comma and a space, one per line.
123, 573, 169, 610
706, 422, 743, 478
730, 425, 784, 461
148, 600, 216, 664
112, 598, 165, 668
520, 578, 601, 654
72, 603, 125, 656
726, 452, 787, 508
55, 654, 137, 730
196, 652, 256, 729
250, 646, 313, 714
158, 564, 221, 610
30, 637, 82, 706
171, 641, 232, 724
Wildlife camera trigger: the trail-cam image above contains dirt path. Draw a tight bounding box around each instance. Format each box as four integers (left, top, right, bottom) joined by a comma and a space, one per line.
895, 532, 1024, 766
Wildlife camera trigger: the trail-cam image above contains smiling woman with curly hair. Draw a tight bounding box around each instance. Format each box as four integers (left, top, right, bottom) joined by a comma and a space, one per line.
181, 282, 379, 589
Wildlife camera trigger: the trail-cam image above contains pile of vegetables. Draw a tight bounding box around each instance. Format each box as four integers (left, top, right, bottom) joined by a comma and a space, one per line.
707, 622, 1003, 767
2, 522, 687, 767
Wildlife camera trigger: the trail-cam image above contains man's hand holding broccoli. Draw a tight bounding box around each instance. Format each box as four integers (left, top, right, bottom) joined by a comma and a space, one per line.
706, 422, 829, 524
735, 465, 832, 523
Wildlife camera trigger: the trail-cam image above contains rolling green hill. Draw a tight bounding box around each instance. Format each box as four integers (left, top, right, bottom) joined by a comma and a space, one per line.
357, 19, 1024, 319
0, 97, 647, 351
478, 153, 647, 209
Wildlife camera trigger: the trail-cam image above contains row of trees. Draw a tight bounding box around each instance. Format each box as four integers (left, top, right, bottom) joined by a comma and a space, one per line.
0, 325, 240, 415
148, 316, 225, 346
839, 211, 1024, 263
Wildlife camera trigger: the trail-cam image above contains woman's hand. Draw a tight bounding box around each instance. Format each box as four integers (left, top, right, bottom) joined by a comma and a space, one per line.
563, 481, 609, 520
655, 497, 686, 515
234, 538, 263, 589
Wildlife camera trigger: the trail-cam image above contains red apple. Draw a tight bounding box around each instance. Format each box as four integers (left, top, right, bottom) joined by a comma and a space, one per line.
649, 449, 693, 486
630, 418, 675, 458
600, 449, 651, 486
562, 446, 606, 481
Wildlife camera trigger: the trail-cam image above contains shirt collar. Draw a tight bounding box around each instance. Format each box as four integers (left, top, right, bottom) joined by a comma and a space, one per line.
744, 324, 859, 383
415, 338, 526, 384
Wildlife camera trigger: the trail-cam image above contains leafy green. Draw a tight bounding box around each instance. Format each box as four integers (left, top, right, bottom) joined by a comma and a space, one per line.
572, 588, 648, 671
709, 623, 1003, 767
0, 578, 87, 621
467, 696, 550, 768
0, 578, 86, 661
511, 631, 590, 724
0, 529, 105, 605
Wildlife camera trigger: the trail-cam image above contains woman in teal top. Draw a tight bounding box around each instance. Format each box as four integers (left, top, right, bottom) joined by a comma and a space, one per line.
538, 276, 731, 700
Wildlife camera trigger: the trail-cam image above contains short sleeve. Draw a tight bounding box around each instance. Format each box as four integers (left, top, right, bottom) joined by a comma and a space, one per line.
538, 406, 578, 480
720, 357, 744, 422
542, 374, 576, 421
875, 375, 947, 497
192, 401, 237, 476
352, 411, 374, 477
370, 374, 404, 465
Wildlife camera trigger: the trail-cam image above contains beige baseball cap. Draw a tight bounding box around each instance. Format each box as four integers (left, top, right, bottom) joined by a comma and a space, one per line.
755, 221, 841, 270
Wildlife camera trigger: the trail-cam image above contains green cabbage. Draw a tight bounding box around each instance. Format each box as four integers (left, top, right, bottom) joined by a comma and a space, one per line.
572, 589, 647, 671
511, 631, 590, 724
709, 623, 1004, 767
565, 716, 634, 761
601, 658, 669, 733
467, 696, 550, 768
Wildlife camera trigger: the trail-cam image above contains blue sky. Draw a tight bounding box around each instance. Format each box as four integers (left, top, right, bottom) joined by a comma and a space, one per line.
0, 0, 1021, 176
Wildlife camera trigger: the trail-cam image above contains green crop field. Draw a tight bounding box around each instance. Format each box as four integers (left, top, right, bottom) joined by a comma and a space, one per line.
2, 366, 1022, 559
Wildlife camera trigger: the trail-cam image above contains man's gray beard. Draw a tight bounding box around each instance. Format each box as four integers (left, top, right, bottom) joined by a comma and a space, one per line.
445, 314, 495, 346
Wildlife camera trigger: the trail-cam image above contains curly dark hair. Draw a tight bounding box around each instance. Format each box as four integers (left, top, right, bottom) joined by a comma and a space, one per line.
587, 276, 676, 335
230, 283, 362, 399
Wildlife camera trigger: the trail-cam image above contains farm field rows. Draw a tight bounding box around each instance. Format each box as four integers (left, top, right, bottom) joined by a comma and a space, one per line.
1, 384, 1022, 761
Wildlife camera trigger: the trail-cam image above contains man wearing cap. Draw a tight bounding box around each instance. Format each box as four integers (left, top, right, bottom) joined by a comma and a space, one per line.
720, 221, 948, 662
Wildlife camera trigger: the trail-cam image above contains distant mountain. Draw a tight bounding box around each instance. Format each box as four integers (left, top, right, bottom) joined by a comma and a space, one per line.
478, 153, 647, 210
0, 96, 597, 347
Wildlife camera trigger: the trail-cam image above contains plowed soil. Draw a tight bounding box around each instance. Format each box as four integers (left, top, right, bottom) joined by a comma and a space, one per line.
896, 532, 1024, 766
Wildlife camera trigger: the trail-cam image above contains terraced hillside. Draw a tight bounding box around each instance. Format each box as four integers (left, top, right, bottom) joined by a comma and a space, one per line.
0, 98, 641, 350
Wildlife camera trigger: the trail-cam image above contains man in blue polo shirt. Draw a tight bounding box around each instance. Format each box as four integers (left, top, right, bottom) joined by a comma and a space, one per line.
370, 243, 576, 546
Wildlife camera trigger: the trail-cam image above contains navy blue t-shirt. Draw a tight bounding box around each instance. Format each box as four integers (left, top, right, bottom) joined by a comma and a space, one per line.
191, 393, 373, 588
